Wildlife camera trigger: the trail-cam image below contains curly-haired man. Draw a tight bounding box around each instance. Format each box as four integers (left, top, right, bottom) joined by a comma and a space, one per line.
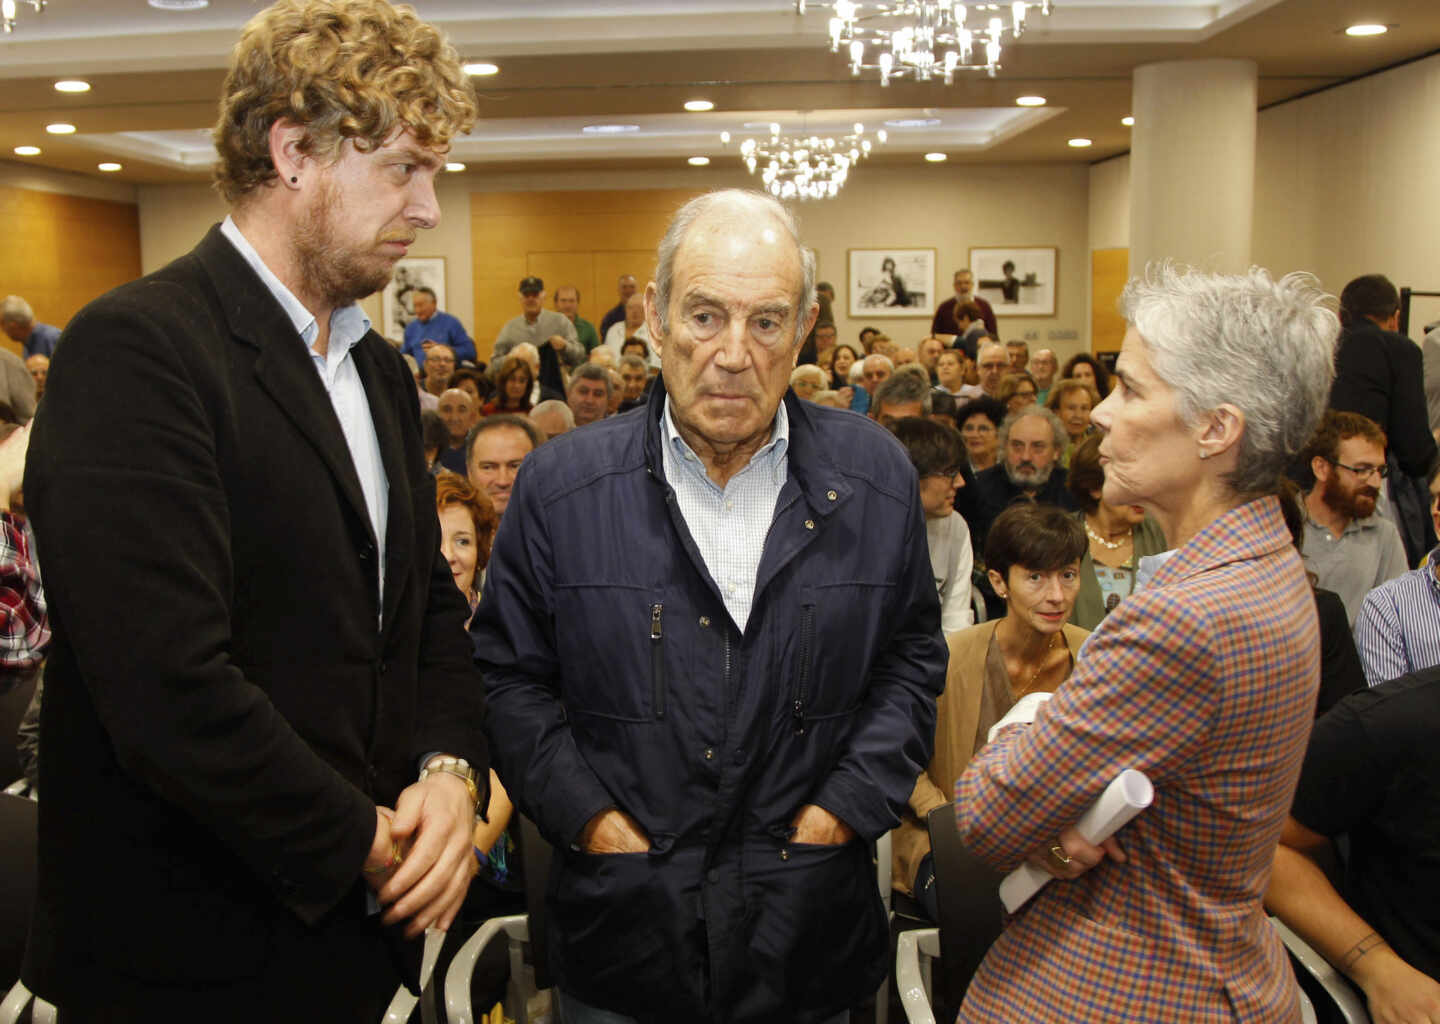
21, 2, 487, 1018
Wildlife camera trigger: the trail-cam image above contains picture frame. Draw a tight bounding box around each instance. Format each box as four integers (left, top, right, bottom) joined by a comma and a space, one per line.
968, 246, 1057, 317
847, 248, 935, 318
381, 257, 446, 341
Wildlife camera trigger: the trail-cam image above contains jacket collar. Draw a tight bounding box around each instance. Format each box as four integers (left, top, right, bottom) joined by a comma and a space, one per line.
1148, 494, 1294, 589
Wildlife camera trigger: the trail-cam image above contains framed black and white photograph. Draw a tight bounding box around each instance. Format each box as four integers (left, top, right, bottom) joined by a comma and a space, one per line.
381, 257, 446, 341
847, 248, 935, 318
969, 246, 1057, 317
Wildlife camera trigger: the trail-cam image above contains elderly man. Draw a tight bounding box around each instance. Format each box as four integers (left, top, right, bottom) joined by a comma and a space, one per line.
530, 399, 575, 440
401, 285, 474, 368
861, 353, 893, 396
566, 362, 611, 427
473, 189, 945, 1023
1030, 347, 1058, 403
422, 342, 456, 397
599, 272, 638, 339
555, 284, 600, 353
975, 340, 1009, 399
494, 276, 584, 369
617, 353, 649, 409
20, 2, 488, 1017
604, 292, 657, 369
1, 295, 61, 359
25, 353, 48, 402
436, 386, 476, 472
466, 414, 540, 518
959, 407, 1075, 555
1005, 339, 1029, 374
871, 371, 932, 427
931, 269, 997, 340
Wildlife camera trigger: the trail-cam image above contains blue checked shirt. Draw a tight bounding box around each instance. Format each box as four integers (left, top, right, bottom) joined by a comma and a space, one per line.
1353, 545, 1440, 686
661, 397, 788, 632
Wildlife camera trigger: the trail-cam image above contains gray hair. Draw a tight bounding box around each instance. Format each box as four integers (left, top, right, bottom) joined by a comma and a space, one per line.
863, 353, 894, 375
790, 364, 826, 389
653, 189, 817, 348
998, 407, 1067, 454
568, 361, 613, 398
618, 354, 648, 375
1122, 263, 1338, 496
873, 371, 933, 415
530, 399, 575, 431
1, 296, 34, 325
976, 341, 1007, 364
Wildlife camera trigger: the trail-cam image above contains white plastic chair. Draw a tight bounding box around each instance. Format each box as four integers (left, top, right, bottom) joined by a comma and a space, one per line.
0, 980, 55, 1024
443, 914, 534, 1024
380, 927, 447, 1023
895, 927, 941, 1024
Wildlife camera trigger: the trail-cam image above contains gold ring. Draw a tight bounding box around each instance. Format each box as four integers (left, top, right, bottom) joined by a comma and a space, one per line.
1049, 844, 1072, 866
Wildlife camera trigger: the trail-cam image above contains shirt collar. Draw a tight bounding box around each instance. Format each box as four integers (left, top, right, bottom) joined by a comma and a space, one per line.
219, 215, 371, 360
662, 395, 789, 487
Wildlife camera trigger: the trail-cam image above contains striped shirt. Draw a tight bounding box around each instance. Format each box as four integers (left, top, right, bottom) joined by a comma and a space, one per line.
1353, 545, 1440, 686
661, 397, 788, 632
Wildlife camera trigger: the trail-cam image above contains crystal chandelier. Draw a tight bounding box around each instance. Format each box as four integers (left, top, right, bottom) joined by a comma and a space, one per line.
2, 0, 45, 33
795, 0, 1053, 83
721, 122, 886, 201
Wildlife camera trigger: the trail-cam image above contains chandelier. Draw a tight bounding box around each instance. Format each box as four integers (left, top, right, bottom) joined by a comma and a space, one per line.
795, 1, 1053, 83
2, 0, 45, 33
721, 122, 886, 201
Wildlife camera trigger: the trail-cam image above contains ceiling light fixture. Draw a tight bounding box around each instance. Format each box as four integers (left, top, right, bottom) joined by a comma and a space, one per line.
581, 124, 641, 135
1015, 95, 1046, 107
684, 100, 715, 112
1121, 115, 1134, 126
1067, 137, 1092, 147
924, 152, 947, 162
147, 0, 209, 8
2, 0, 45, 34
688, 156, 711, 166
795, 0, 1054, 84
1345, 23, 1387, 36
98, 162, 122, 172
723, 121, 886, 200
463, 62, 500, 76
445, 162, 466, 172
13, 146, 40, 156
46, 122, 76, 135
55, 79, 90, 93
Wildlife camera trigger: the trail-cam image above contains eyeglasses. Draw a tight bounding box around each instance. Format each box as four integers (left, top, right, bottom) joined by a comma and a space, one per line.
924, 468, 965, 481
1330, 459, 1389, 480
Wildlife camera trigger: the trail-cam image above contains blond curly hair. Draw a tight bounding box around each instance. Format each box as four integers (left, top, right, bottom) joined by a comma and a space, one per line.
213, 0, 477, 203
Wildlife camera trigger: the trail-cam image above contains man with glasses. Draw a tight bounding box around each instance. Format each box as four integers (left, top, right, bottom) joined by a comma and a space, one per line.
1302, 410, 1409, 623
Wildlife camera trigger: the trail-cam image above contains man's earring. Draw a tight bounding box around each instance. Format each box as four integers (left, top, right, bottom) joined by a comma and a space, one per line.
290, 176, 298, 184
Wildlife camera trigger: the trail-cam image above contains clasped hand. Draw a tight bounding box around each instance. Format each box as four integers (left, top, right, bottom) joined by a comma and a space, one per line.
363, 773, 478, 937
1026, 823, 1127, 881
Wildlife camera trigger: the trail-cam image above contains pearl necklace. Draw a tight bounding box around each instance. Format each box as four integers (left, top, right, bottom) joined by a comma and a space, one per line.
1085, 518, 1132, 551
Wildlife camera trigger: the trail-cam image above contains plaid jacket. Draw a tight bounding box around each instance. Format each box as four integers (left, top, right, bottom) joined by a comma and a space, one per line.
0, 510, 47, 678
957, 496, 1314, 1022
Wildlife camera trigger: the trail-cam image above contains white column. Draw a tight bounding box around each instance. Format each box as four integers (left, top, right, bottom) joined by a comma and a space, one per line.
1128, 59, 1258, 277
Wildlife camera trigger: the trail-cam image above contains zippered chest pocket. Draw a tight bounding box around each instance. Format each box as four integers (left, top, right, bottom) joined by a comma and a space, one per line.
552, 584, 679, 722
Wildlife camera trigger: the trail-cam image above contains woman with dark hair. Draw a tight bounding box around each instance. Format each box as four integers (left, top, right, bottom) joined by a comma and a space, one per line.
420, 409, 450, 474
956, 395, 1006, 474
828, 342, 861, 390
891, 417, 973, 634
1060, 352, 1111, 399
481, 355, 534, 416
891, 501, 1089, 920
1065, 433, 1167, 630
449, 366, 492, 406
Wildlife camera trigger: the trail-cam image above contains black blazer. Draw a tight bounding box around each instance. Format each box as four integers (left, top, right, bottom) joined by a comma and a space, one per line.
21, 225, 486, 1002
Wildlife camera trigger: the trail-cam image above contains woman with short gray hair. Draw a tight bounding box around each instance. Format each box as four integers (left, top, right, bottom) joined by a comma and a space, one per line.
957, 264, 1339, 1022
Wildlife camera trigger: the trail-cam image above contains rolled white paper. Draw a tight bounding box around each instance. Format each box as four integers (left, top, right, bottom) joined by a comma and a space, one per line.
997, 769, 1154, 914
986, 691, 1053, 744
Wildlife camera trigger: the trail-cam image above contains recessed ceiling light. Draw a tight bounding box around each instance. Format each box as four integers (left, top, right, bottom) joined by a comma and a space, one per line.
1015, 95, 1047, 107
46, 123, 76, 135
684, 100, 714, 113
445, 162, 466, 172
1345, 23, 1388, 36
1068, 137, 1093, 147
147, 0, 209, 8
884, 117, 941, 128
1121, 116, 1134, 127
98, 162, 123, 173
463, 62, 500, 76
924, 152, 948, 162
581, 124, 640, 135
13, 146, 40, 157
687, 156, 710, 166
54, 80, 91, 94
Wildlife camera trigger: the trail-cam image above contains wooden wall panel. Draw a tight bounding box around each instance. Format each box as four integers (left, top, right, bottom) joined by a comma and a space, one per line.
470, 189, 702, 359
0, 184, 141, 358
1090, 247, 1129, 355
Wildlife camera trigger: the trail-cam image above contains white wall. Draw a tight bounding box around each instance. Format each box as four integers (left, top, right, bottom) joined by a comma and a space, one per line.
0, 159, 137, 204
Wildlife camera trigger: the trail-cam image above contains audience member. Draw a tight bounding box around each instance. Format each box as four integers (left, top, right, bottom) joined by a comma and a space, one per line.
893, 417, 973, 635
811, 389, 847, 409
1, 295, 60, 359
421, 409, 450, 472
1047, 378, 1097, 465
598, 273, 637, 339
975, 341, 1009, 399
25, 353, 47, 402
960, 407, 1074, 556
1061, 352, 1111, 398
471, 188, 945, 1023
929, 390, 958, 431
494, 276, 583, 368
932, 268, 998, 338
465, 414, 541, 518
481, 354, 536, 416
826, 342, 858, 390
1005, 339, 1029, 374
1266, 669, 1440, 1023
423, 342, 457, 397
861, 353, 893, 398
604, 293, 655, 367
566, 363, 611, 427
605, 368, 625, 415
620, 335, 652, 365
951, 304, 989, 359
957, 265, 1338, 1022
617, 354, 650, 410
997, 370, 1039, 417
0, 348, 37, 423
893, 502, 1086, 920
871, 370, 931, 426
436, 386, 477, 472
892, 345, 918, 368
449, 365, 490, 405
1301, 410, 1408, 623
956, 395, 1005, 474
554, 284, 599, 352
0, 424, 49, 794
858, 325, 880, 352
790, 363, 826, 401
812, 320, 839, 362
1030, 347, 1058, 403
587, 345, 617, 368
1065, 433, 1167, 630
401, 285, 475, 367
935, 348, 980, 400
529, 399, 574, 440
1354, 465, 1440, 686
916, 336, 944, 384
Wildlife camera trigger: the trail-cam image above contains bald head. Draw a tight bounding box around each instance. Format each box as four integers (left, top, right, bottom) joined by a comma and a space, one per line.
437, 387, 476, 445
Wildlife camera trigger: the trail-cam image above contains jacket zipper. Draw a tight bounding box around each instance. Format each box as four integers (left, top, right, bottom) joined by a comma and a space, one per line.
651, 602, 666, 719
792, 604, 814, 736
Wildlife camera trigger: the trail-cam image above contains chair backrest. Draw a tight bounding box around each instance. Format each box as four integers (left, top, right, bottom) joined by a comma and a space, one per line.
0, 793, 38, 986
516, 816, 553, 991
926, 802, 1006, 1010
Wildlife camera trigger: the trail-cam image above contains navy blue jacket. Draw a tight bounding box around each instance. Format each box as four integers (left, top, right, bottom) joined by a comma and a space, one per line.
472, 380, 946, 1023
